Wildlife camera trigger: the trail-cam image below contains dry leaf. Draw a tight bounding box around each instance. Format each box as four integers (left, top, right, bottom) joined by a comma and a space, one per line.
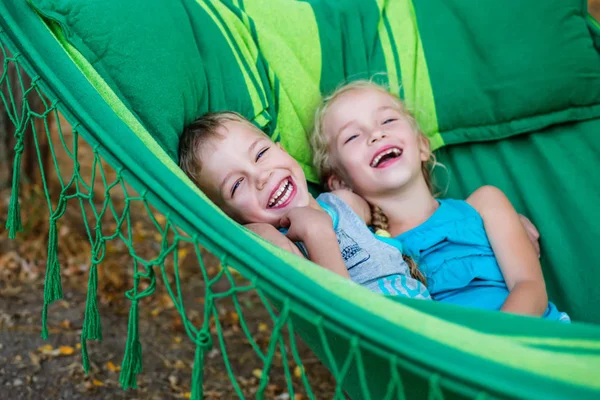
37, 345, 53, 353
151, 308, 162, 317
258, 323, 268, 333
92, 379, 104, 387
252, 369, 263, 379
29, 352, 41, 368
173, 336, 183, 344
60, 319, 72, 329
106, 361, 121, 372
294, 366, 303, 379
180, 393, 191, 399
228, 312, 239, 325
59, 346, 75, 355
177, 248, 188, 260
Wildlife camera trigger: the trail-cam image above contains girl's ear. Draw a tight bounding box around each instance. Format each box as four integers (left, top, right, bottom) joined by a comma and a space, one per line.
419, 135, 431, 162
327, 174, 351, 191
276, 142, 284, 151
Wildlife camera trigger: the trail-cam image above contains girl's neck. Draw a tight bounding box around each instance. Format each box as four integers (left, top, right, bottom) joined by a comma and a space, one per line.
369, 178, 438, 237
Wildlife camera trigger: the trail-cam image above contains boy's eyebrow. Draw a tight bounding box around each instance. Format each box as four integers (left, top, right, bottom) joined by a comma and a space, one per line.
218, 136, 264, 198
219, 172, 234, 199
248, 137, 263, 158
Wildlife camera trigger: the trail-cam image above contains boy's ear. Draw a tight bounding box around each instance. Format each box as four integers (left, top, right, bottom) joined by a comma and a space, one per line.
419, 135, 431, 162
327, 174, 351, 191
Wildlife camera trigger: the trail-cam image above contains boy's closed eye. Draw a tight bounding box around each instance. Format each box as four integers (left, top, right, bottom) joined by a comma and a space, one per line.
231, 177, 243, 198
231, 146, 271, 197
256, 146, 269, 161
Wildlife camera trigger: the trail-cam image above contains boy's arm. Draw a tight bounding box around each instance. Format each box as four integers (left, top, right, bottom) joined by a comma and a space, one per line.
280, 207, 350, 278
467, 186, 548, 316
331, 189, 372, 225
244, 223, 304, 258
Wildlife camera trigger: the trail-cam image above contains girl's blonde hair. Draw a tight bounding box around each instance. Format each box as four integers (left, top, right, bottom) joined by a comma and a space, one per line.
311, 79, 442, 285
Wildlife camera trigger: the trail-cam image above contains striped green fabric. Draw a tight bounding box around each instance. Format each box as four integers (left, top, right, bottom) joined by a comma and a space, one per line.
25, 0, 600, 182
2, 0, 600, 398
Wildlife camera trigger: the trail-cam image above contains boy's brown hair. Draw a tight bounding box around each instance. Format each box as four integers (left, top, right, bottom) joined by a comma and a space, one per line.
178, 111, 251, 186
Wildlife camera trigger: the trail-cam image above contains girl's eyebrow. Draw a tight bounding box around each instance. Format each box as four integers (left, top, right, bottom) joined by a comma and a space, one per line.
336, 120, 358, 139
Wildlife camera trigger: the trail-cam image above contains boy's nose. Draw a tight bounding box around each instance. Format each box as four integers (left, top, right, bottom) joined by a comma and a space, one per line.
256, 170, 273, 190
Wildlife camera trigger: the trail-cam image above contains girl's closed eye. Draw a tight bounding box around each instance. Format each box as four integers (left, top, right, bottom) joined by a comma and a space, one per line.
256, 147, 270, 161
231, 178, 243, 197
344, 134, 359, 144
382, 118, 397, 125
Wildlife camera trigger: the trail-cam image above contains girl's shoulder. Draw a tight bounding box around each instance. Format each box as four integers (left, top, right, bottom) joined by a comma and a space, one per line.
398, 198, 482, 241
433, 198, 481, 221
316, 191, 370, 227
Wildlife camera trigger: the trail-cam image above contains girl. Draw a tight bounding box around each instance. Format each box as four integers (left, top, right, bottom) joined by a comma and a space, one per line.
310, 80, 569, 321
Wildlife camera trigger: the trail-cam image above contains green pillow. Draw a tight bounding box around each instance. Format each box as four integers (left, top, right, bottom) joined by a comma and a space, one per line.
29, 0, 270, 162
29, 0, 600, 183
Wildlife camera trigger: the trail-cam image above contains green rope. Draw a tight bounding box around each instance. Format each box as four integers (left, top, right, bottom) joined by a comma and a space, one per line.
190, 330, 213, 400
41, 207, 66, 339
81, 261, 102, 373
428, 374, 445, 400
5, 135, 24, 238
119, 257, 156, 390
119, 298, 143, 390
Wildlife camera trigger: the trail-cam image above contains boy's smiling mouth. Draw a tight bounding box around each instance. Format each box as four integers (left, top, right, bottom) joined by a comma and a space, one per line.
267, 177, 295, 209
370, 146, 403, 168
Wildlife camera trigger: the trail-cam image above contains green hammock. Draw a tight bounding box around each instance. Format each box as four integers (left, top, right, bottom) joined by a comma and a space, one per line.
2, 0, 600, 398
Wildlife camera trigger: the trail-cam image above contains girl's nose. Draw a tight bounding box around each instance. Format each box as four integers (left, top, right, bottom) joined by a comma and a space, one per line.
369, 130, 386, 144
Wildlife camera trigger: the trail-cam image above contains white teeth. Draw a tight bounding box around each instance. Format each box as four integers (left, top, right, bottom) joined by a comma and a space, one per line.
273, 184, 292, 207
268, 179, 293, 207
371, 148, 402, 167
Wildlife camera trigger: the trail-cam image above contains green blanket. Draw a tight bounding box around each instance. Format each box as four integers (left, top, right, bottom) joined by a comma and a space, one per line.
29, 0, 600, 182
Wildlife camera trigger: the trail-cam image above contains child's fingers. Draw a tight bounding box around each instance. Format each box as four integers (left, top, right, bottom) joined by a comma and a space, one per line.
279, 216, 291, 228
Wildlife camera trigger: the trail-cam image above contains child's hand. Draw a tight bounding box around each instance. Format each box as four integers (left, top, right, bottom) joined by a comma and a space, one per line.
279, 207, 333, 243
518, 214, 541, 257
244, 223, 304, 258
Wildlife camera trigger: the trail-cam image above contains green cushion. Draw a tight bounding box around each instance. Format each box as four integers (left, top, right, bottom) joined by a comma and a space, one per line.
435, 117, 600, 323
29, 0, 269, 162
28, 0, 600, 183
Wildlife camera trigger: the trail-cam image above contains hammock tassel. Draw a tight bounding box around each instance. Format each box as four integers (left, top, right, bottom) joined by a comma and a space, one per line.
191, 331, 213, 400
41, 214, 64, 340
6, 134, 25, 239
81, 262, 102, 374
120, 299, 143, 389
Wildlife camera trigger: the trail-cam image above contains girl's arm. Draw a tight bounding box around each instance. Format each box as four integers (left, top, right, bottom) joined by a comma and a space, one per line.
331, 189, 372, 225
467, 186, 548, 316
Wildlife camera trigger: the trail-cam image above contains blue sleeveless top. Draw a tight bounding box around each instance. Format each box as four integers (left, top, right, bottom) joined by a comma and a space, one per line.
392, 199, 569, 322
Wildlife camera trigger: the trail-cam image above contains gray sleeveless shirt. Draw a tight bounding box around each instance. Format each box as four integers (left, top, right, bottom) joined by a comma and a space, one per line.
312, 193, 431, 299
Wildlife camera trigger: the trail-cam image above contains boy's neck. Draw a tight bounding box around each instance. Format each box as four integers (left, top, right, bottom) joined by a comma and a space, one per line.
369, 178, 438, 237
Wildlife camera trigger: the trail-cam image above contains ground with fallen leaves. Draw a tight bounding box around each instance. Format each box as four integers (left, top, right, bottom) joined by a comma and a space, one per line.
0, 186, 337, 399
